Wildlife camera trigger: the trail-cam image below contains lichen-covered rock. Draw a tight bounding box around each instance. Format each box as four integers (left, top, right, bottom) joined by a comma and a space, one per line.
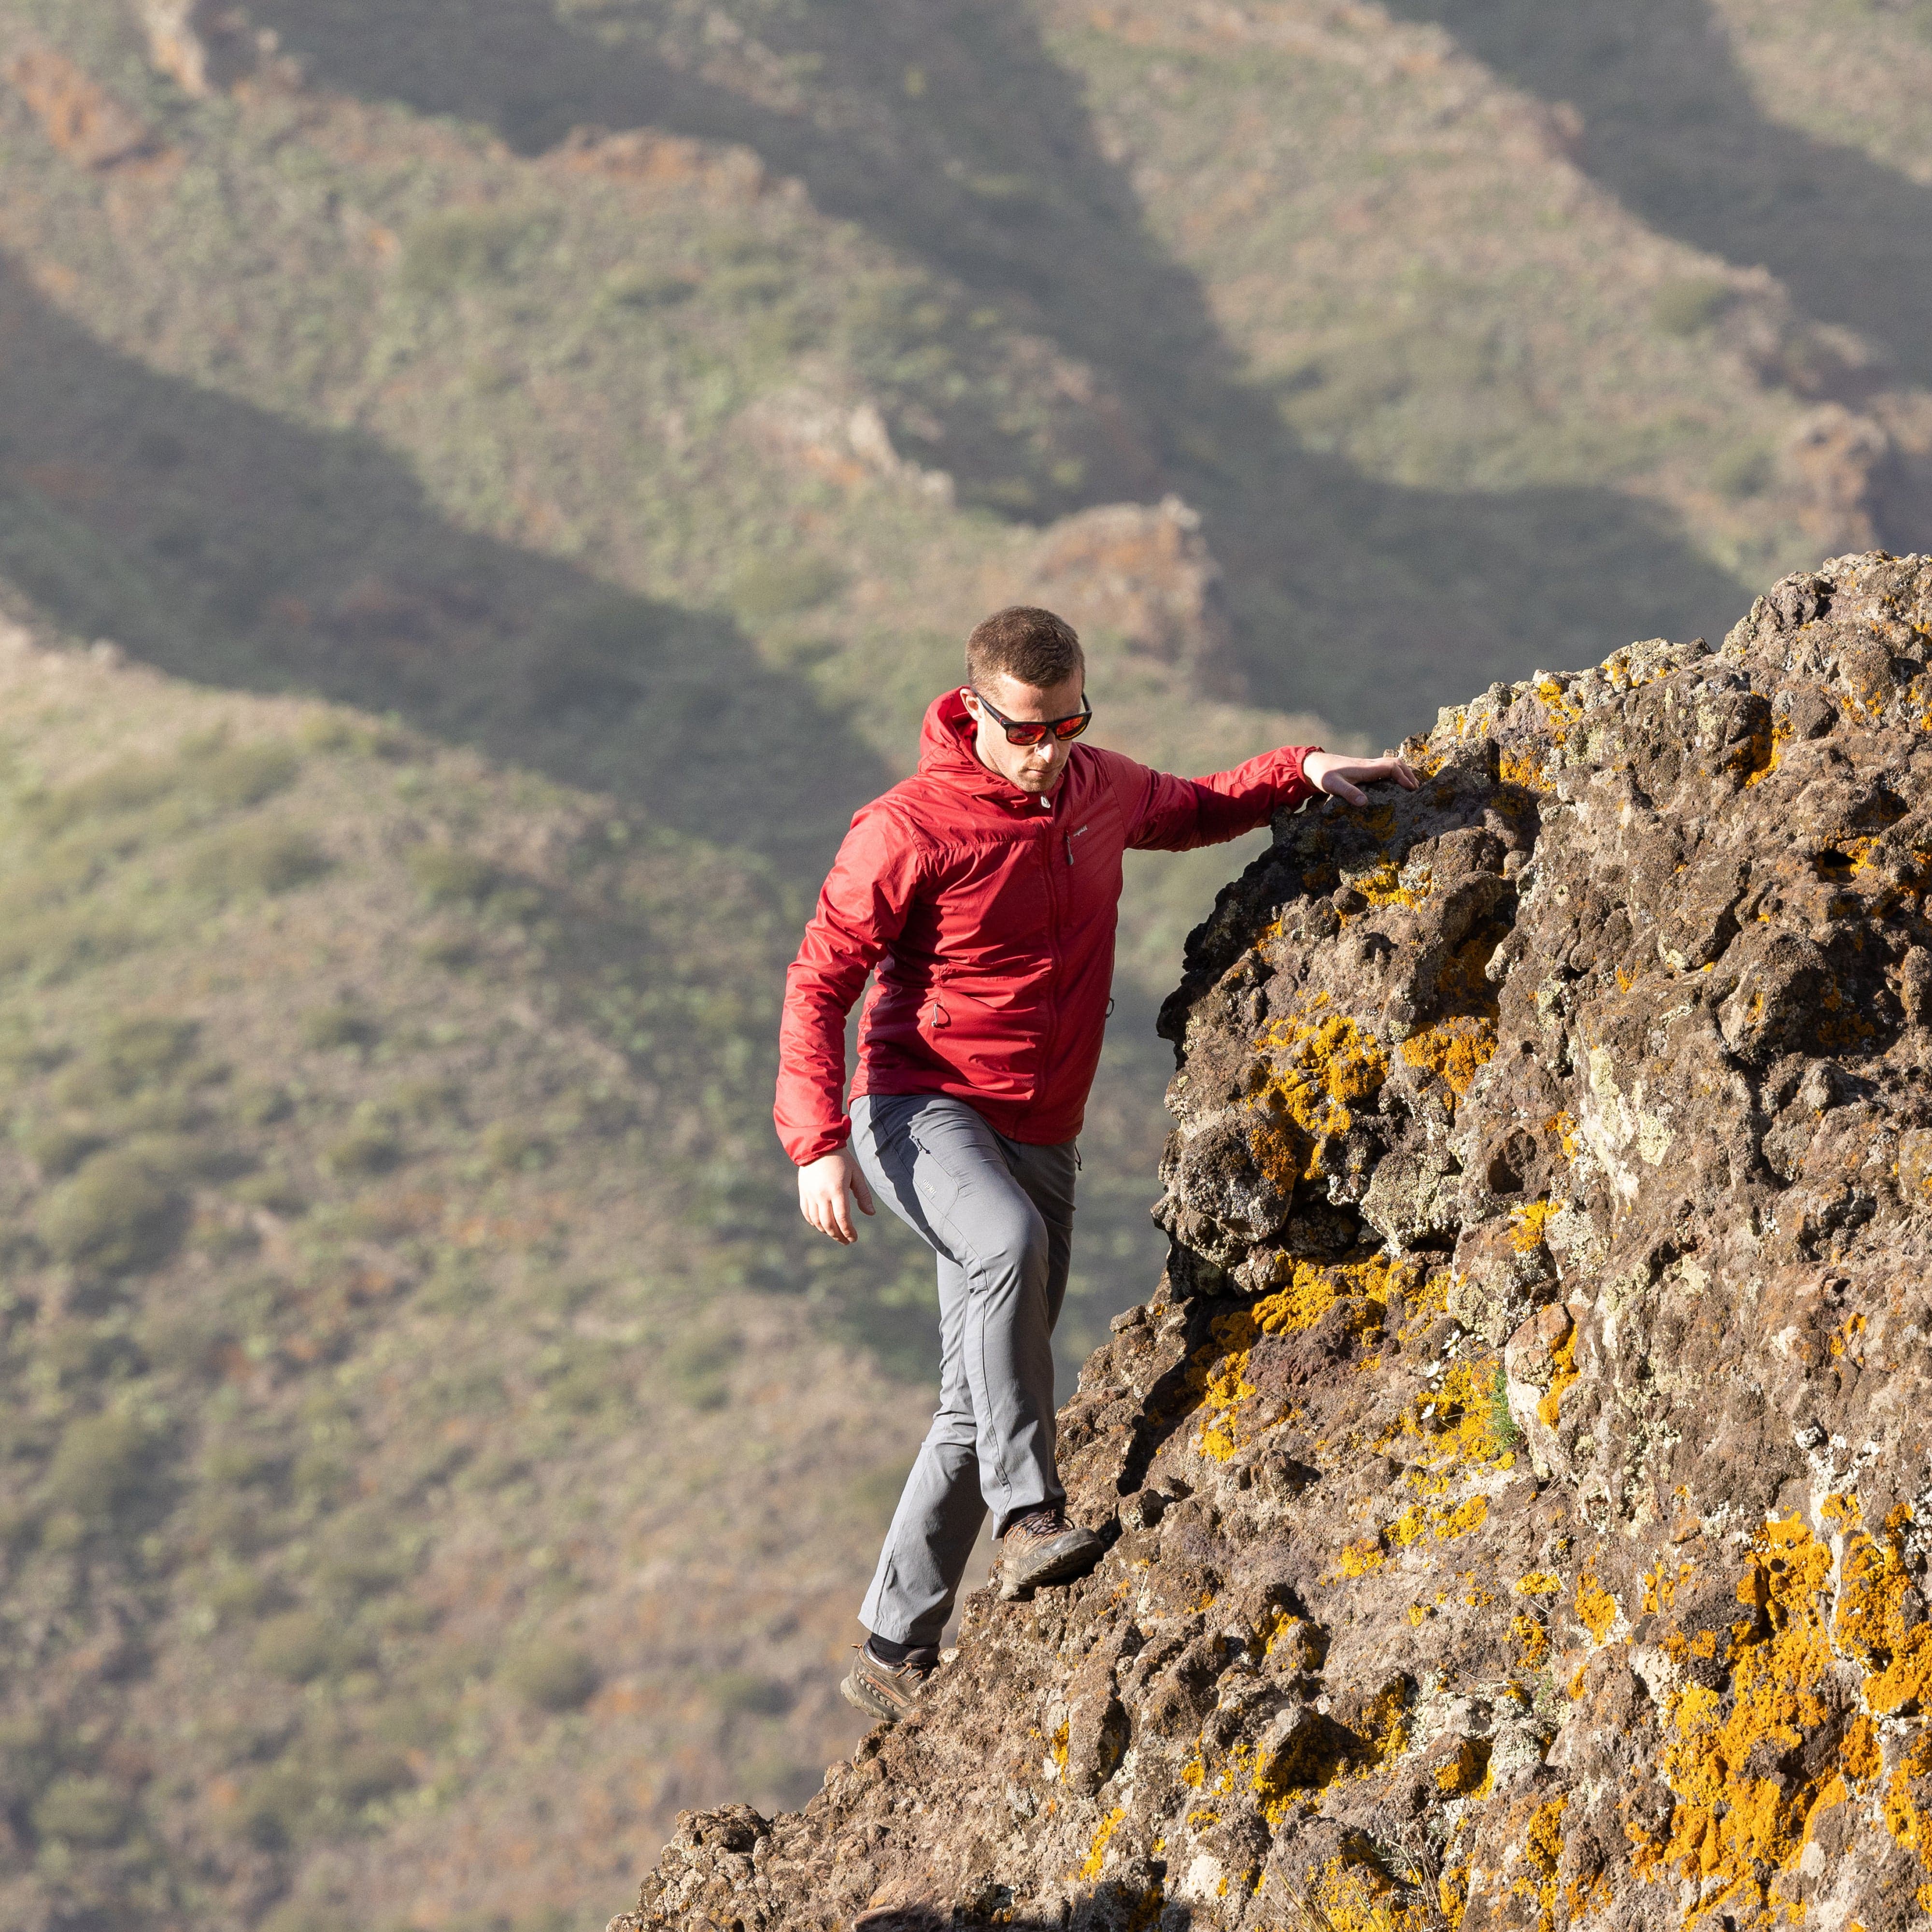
617, 553, 1932, 1931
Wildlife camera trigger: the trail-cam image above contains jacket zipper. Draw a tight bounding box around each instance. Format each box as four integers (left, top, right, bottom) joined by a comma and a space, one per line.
1038, 795, 1065, 1090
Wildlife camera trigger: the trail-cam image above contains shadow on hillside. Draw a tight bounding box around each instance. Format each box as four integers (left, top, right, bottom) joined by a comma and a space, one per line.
0, 258, 887, 881
1384, 0, 1932, 393
244, 0, 1749, 744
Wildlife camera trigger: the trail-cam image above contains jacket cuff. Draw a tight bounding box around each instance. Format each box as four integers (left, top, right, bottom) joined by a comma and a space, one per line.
785, 1122, 852, 1165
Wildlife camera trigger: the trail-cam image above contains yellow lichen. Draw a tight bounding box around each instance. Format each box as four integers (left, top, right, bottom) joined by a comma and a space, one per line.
1250, 1009, 1391, 1184
1742, 713, 1792, 787
1574, 1567, 1618, 1644
1512, 1793, 1566, 1932
1078, 1805, 1124, 1881
1511, 1610, 1550, 1669
1535, 1330, 1579, 1430
1514, 1572, 1562, 1596
1191, 1253, 1414, 1462
1401, 1017, 1498, 1106
1634, 1517, 1895, 1924
1499, 747, 1551, 793
1835, 1504, 1932, 1716
1506, 1199, 1557, 1252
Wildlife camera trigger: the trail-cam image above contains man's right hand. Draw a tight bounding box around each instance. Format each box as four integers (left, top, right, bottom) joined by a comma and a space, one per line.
798, 1147, 876, 1244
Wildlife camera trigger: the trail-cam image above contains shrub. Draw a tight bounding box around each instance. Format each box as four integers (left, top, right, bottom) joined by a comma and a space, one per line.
204, 1567, 276, 1622
407, 846, 501, 907
231, 1081, 293, 1127
334, 1744, 413, 1808
665, 1331, 734, 1411
44, 1409, 164, 1521
605, 267, 696, 311
1652, 275, 1734, 338
27, 754, 178, 830
417, 926, 480, 970
188, 823, 330, 898
401, 210, 539, 294
0, 909, 143, 983
32, 1775, 132, 1847
300, 1002, 380, 1051
323, 1119, 403, 1178
730, 556, 847, 624
1713, 444, 1775, 502
22, 1121, 108, 1178
238, 1763, 317, 1851
185, 739, 300, 809
231, 1168, 307, 1215
504, 1639, 600, 1713
253, 1610, 335, 1683
709, 1669, 793, 1718
482, 1121, 552, 1172
314, 1531, 409, 1602
56, 1015, 200, 1103
39, 1149, 188, 1274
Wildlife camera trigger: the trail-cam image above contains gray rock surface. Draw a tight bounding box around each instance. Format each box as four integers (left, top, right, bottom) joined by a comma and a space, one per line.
617, 552, 1932, 1930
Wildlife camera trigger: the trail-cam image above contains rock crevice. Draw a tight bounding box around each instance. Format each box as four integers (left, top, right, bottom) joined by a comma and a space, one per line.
623, 552, 1932, 1931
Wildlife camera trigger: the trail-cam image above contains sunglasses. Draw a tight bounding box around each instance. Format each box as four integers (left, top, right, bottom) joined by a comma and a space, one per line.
969, 688, 1093, 748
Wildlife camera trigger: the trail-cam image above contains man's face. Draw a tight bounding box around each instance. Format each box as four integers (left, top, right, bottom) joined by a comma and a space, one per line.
961, 671, 1086, 797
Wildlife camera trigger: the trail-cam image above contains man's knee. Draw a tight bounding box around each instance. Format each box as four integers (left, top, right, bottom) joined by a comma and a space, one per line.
966, 1202, 1051, 1297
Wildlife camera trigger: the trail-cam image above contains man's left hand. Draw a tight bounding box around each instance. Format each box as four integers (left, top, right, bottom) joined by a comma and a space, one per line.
1303, 750, 1419, 809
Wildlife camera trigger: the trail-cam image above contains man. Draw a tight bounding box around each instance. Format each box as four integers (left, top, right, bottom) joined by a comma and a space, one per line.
776, 606, 1414, 1724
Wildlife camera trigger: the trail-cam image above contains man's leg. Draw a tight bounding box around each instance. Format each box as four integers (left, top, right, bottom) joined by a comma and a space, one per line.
850, 1094, 1065, 1646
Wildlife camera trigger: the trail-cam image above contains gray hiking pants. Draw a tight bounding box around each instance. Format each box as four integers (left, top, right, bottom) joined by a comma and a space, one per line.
850, 1093, 1077, 1646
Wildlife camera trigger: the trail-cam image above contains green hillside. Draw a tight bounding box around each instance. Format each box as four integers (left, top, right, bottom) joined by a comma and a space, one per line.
0, 0, 1925, 1926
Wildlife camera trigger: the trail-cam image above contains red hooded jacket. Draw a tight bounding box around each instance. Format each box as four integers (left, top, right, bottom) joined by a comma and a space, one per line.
774, 691, 1319, 1163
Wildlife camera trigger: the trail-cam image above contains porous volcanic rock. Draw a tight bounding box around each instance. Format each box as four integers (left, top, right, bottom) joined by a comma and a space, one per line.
618, 553, 1932, 1931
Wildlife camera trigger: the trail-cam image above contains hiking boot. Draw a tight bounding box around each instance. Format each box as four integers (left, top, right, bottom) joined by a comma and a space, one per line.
840, 1639, 939, 1725
998, 1505, 1104, 1599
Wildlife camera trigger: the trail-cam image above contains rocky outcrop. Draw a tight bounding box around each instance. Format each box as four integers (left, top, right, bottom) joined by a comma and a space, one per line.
620, 552, 1932, 1931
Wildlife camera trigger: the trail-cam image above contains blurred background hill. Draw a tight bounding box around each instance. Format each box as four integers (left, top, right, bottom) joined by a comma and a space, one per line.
0, 2, 1925, 1928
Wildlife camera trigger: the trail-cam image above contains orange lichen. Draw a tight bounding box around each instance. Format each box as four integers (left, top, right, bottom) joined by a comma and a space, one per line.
1514, 1571, 1561, 1596
1284, 1853, 1436, 1932
1401, 1017, 1498, 1106
1191, 1253, 1412, 1461
1348, 858, 1432, 910
1642, 1558, 1695, 1614
1536, 1329, 1579, 1430
1574, 1567, 1618, 1644
1499, 747, 1551, 793
1634, 1517, 1891, 1925
1507, 1199, 1557, 1252
1078, 1805, 1124, 1880
1512, 1793, 1566, 1932
1250, 1010, 1391, 1183
1436, 1737, 1493, 1799
1742, 714, 1792, 787
1835, 1504, 1932, 1716
1510, 1610, 1550, 1669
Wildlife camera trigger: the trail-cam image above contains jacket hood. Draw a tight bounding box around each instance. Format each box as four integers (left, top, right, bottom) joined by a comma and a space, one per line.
919, 689, 1021, 803
917, 689, 1071, 809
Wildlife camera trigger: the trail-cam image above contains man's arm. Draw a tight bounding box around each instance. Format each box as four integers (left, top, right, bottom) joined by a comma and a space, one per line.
1120, 743, 1416, 851
776, 805, 922, 1240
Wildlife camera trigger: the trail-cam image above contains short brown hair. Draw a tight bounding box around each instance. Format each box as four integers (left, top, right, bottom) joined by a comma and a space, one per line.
965, 606, 1084, 692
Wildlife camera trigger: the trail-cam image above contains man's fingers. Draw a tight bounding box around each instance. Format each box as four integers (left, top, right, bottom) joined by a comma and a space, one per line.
851, 1165, 877, 1216
1334, 779, 1368, 807
830, 1196, 855, 1243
